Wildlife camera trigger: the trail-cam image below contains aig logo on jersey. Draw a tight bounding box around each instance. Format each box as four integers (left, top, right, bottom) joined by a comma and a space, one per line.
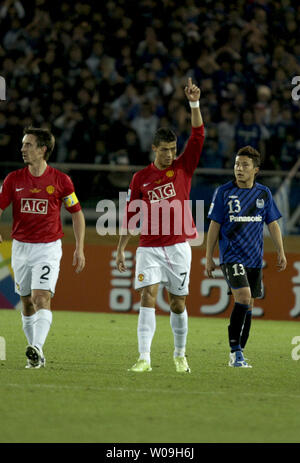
21, 198, 48, 214
256, 198, 264, 209
148, 182, 176, 203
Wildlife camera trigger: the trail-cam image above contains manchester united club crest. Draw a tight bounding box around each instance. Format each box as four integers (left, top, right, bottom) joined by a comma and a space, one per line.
46, 185, 55, 194
166, 170, 174, 178
138, 274, 144, 282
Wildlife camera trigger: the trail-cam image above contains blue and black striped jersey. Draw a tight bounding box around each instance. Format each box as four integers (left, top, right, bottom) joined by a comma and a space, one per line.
208, 181, 281, 268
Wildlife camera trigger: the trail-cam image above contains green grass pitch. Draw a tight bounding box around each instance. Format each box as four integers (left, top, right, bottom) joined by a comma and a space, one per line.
0, 309, 299, 443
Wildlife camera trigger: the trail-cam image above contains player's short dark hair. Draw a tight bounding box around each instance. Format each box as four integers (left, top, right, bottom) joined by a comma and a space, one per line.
23, 127, 55, 161
153, 127, 177, 147
236, 145, 261, 168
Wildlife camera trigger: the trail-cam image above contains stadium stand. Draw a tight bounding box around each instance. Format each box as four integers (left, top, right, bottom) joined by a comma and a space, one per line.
0, 0, 299, 226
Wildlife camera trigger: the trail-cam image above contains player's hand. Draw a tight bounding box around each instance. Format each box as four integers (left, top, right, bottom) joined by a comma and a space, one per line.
205, 257, 216, 278
0, 234, 3, 244
116, 250, 126, 273
73, 248, 85, 273
276, 252, 287, 272
184, 77, 201, 102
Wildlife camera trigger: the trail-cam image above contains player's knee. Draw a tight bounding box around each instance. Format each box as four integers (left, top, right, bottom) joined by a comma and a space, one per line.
235, 289, 251, 306
140, 284, 159, 304
31, 291, 51, 309
169, 298, 185, 314
140, 287, 157, 307
21, 296, 35, 316
170, 306, 184, 314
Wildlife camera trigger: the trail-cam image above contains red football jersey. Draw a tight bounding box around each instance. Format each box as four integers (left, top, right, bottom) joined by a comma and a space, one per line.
0, 165, 81, 243
123, 125, 205, 247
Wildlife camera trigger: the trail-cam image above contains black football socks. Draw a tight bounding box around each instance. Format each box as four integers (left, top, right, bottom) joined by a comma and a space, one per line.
228, 303, 250, 352
241, 309, 252, 350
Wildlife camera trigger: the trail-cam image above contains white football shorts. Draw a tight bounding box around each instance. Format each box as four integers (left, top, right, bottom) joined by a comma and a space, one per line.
11, 239, 62, 296
135, 241, 192, 296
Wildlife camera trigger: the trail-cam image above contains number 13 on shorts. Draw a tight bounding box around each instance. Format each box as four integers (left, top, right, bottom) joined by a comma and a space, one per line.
232, 263, 245, 276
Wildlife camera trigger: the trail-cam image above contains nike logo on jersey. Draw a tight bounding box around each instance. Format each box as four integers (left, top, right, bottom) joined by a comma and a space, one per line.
16, 188, 24, 191
143, 183, 150, 187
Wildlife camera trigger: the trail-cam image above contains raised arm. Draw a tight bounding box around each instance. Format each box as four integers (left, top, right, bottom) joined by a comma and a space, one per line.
178, 78, 205, 174
184, 77, 203, 128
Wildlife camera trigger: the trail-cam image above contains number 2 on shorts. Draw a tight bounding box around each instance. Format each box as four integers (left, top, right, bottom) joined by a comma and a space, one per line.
40, 265, 50, 281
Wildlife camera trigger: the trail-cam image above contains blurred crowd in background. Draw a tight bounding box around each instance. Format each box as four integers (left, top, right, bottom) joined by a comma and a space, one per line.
0, 0, 300, 200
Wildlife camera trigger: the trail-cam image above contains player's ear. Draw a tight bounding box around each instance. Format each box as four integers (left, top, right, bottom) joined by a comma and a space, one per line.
151, 144, 157, 153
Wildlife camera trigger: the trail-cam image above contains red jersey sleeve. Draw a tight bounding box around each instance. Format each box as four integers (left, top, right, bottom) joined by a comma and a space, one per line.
176, 124, 205, 176
0, 172, 14, 210
60, 173, 81, 213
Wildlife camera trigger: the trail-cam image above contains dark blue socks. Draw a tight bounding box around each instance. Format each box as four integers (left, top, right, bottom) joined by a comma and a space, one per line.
228, 302, 250, 352
241, 310, 252, 350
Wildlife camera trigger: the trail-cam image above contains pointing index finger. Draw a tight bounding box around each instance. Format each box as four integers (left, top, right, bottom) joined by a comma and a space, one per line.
188, 77, 192, 89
